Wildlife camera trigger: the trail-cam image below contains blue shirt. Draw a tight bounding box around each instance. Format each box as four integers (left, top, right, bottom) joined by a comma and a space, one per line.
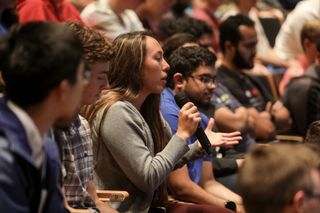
160, 87, 211, 184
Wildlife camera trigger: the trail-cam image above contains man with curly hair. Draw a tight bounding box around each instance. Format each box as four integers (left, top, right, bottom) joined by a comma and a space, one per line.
54, 22, 116, 213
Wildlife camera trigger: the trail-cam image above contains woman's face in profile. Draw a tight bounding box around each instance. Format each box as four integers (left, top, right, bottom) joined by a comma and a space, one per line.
140, 36, 170, 95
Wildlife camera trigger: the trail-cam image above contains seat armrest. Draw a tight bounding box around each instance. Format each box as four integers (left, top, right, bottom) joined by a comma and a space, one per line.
97, 190, 129, 202
276, 135, 304, 143
168, 195, 194, 205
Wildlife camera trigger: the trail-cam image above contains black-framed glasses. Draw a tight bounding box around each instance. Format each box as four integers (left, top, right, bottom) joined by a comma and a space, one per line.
83, 61, 93, 80
189, 75, 217, 85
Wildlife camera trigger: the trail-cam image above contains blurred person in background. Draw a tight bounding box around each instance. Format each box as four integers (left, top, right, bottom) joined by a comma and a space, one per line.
81, 0, 144, 40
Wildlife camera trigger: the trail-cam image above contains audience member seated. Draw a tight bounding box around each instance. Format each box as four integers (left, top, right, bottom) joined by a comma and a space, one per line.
189, 0, 223, 53
238, 143, 320, 213
274, 0, 320, 61
161, 46, 244, 212
279, 18, 320, 94
135, 0, 177, 39
82, 31, 239, 213
211, 83, 256, 152
222, 0, 288, 70
162, 33, 199, 60
282, 38, 320, 136
218, 14, 291, 141
80, 0, 144, 40
0, 22, 85, 212
162, 33, 245, 193
17, 0, 83, 23
158, 16, 214, 52
53, 22, 116, 213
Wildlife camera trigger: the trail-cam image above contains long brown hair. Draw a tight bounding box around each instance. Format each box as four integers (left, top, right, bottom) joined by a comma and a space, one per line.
82, 31, 168, 207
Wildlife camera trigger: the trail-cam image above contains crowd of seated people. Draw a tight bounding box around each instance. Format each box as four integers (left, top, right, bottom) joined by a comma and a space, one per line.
1, 0, 320, 212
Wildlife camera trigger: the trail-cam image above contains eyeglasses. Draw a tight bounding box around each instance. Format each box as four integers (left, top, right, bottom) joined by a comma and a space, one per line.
304, 190, 320, 199
189, 75, 217, 85
83, 69, 92, 79
83, 61, 93, 80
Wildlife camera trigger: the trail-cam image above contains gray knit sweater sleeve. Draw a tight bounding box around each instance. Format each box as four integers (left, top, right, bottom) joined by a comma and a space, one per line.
161, 117, 205, 169
99, 101, 190, 193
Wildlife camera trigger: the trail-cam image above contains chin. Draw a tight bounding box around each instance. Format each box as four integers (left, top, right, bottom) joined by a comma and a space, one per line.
156, 86, 165, 94
54, 118, 73, 129
54, 110, 79, 128
200, 100, 211, 107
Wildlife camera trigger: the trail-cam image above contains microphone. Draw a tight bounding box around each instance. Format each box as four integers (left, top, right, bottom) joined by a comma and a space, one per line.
174, 92, 211, 154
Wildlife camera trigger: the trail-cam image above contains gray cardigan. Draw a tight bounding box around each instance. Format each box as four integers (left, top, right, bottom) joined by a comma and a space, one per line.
91, 101, 201, 212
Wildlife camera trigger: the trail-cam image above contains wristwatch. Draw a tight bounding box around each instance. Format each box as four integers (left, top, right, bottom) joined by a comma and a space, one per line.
225, 200, 236, 211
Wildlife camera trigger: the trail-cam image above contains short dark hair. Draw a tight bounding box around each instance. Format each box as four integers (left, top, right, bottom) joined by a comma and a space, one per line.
158, 17, 212, 42
219, 14, 255, 54
166, 46, 216, 89
162, 33, 198, 60
0, 22, 83, 108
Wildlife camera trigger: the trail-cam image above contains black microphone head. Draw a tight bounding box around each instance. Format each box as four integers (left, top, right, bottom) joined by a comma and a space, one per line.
174, 92, 190, 108
174, 91, 212, 154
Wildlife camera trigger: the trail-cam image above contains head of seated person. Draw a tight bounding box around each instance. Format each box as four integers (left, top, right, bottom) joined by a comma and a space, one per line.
300, 19, 320, 67
166, 45, 217, 107
219, 14, 257, 72
0, 22, 85, 127
65, 22, 114, 106
162, 32, 199, 60
238, 143, 320, 213
158, 16, 213, 50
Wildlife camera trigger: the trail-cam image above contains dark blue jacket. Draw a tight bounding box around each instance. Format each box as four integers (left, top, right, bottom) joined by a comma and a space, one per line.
0, 98, 68, 212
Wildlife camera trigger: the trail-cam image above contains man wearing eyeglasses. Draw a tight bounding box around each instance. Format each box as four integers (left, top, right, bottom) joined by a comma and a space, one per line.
160, 46, 244, 212
238, 143, 320, 213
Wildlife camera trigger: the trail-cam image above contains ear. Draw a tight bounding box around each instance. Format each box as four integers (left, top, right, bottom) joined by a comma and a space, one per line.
292, 190, 305, 213
172, 73, 186, 93
225, 40, 235, 53
54, 79, 71, 103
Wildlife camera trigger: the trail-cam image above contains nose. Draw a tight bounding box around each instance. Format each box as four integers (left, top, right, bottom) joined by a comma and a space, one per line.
162, 58, 170, 72
251, 45, 257, 57
100, 77, 110, 90
209, 82, 216, 89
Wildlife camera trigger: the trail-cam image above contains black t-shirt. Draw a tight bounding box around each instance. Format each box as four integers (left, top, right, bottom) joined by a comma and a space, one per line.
217, 65, 273, 112
282, 65, 320, 136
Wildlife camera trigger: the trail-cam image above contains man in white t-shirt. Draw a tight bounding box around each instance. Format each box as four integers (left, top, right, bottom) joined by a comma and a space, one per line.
274, 0, 320, 60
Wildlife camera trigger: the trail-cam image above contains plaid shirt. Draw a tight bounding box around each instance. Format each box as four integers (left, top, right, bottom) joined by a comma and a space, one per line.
54, 115, 95, 208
